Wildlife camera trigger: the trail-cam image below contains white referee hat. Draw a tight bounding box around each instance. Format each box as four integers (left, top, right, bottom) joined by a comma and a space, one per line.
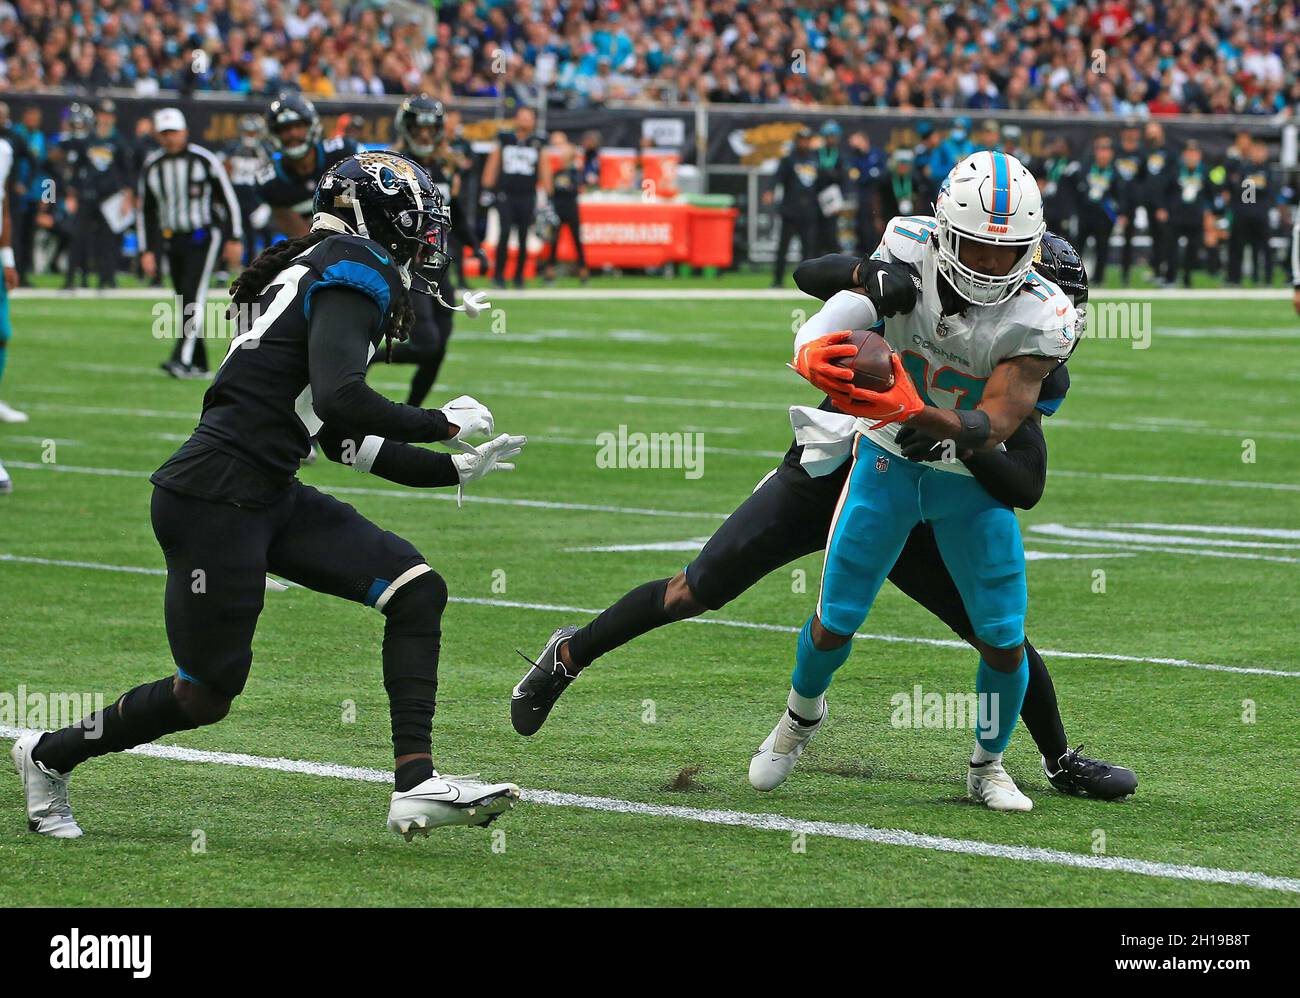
153, 108, 187, 133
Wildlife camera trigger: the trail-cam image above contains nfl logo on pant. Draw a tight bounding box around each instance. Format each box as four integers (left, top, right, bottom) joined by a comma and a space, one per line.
875, 454, 890, 473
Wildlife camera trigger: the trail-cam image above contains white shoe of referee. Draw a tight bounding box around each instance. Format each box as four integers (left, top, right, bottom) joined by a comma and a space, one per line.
0, 399, 28, 423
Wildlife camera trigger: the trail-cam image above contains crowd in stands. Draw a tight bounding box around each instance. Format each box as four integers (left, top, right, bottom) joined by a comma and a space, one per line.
0, 1, 1297, 116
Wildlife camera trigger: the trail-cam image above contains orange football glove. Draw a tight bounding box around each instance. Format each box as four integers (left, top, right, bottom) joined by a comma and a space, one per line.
789, 330, 859, 401
845, 353, 926, 428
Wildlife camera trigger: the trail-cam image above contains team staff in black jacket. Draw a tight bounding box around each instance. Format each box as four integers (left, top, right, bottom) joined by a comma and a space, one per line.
1113, 124, 1146, 285
1164, 141, 1218, 289
1226, 140, 1277, 286
64, 99, 133, 290
767, 128, 821, 288
1075, 136, 1121, 286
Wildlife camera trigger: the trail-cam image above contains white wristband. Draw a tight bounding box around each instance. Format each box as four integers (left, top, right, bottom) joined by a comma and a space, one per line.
0, 248, 14, 268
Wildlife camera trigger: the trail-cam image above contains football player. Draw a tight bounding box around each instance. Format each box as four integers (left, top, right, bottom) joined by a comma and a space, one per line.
13, 153, 527, 840
512, 228, 1135, 803
754, 153, 1074, 811
387, 95, 488, 405
256, 94, 357, 238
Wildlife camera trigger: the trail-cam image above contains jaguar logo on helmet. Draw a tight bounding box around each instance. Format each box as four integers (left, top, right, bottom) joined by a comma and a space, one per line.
356, 151, 424, 202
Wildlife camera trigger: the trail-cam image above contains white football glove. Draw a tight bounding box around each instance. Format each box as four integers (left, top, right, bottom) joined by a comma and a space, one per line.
441, 395, 495, 443
451, 433, 526, 486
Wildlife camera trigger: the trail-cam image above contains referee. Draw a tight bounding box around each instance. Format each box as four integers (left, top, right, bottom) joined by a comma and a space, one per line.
138, 108, 243, 379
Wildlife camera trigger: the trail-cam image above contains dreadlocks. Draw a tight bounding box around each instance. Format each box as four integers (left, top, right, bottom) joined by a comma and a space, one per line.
228, 230, 415, 359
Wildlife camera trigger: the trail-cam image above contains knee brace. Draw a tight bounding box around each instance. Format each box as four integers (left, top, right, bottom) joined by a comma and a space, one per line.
380, 567, 447, 757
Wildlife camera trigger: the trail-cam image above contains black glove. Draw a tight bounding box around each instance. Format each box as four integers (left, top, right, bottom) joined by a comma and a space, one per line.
895, 424, 961, 463
859, 259, 920, 318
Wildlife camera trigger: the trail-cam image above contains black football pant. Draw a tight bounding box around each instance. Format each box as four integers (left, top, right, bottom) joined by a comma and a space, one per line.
387, 285, 454, 407
573, 457, 1070, 762
494, 193, 535, 285
1076, 214, 1113, 287
163, 229, 222, 370
32, 482, 446, 775
1227, 215, 1272, 284
773, 214, 819, 286
1166, 221, 1202, 288
544, 199, 585, 270
65, 208, 119, 288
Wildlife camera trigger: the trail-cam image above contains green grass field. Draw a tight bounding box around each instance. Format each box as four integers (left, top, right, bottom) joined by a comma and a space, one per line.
1, 286, 1297, 907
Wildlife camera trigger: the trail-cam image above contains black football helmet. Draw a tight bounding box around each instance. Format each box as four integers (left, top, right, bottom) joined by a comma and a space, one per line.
394, 94, 445, 158
1034, 229, 1088, 358
1034, 230, 1088, 307
266, 93, 322, 160
313, 151, 450, 296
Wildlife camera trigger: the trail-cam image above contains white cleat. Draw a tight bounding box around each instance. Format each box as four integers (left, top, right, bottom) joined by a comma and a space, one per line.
967, 759, 1033, 812
0, 400, 29, 423
749, 701, 825, 792
387, 773, 521, 840
11, 733, 83, 838
0, 458, 11, 495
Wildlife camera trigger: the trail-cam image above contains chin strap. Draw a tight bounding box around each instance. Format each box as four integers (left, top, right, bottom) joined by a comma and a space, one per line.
433, 287, 491, 318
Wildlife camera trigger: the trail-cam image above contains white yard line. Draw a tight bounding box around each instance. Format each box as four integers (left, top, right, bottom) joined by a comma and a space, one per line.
11, 286, 1296, 301
0, 722, 1294, 896
9, 441, 1300, 498
2, 553, 1296, 678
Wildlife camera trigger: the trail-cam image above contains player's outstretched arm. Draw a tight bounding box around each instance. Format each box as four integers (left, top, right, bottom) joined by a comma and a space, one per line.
307, 287, 455, 444
792, 253, 862, 301
903, 354, 1057, 450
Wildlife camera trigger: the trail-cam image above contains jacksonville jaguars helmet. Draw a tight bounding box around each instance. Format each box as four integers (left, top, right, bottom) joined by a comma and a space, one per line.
312, 151, 451, 296
395, 94, 445, 159
266, 93, 322, 160
1034, 230, 1088, 307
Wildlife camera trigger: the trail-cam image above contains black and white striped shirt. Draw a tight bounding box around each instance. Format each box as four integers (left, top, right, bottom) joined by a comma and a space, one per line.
137, 143, 243, 254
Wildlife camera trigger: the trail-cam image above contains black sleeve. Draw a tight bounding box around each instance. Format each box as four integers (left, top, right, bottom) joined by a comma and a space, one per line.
961, 416, 1048, 510
316, 424, 460, 488
793, 253, 861, 301
307, 287, 453, 443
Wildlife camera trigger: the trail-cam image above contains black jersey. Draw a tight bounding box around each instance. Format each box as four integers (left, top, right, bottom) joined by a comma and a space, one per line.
152, 233, 409, 504
256, 136, 357, 217
552, 162, 581, 205
495, 130, 546, 197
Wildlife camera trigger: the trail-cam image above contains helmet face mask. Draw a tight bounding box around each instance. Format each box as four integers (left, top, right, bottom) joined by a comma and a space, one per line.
267, 94, 322, 161
934, 153, 1045, 306
395, 95, 445, 159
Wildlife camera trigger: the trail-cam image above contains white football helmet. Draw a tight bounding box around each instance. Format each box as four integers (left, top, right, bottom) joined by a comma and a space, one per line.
934, 151, 1045, 306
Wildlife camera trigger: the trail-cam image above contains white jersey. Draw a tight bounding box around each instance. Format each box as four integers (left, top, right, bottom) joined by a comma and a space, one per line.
862, 215, 1077, 474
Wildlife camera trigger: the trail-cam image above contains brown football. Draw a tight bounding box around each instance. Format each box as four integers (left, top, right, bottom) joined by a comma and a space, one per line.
831, 328, 895, 391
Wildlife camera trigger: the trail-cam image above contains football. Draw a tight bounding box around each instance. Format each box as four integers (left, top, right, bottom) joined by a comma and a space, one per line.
832, 328, 895, 391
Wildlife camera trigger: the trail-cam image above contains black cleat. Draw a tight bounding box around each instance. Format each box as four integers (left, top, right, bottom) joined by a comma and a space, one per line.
511, 625, 580, 736
1045, 745, 1137, 800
